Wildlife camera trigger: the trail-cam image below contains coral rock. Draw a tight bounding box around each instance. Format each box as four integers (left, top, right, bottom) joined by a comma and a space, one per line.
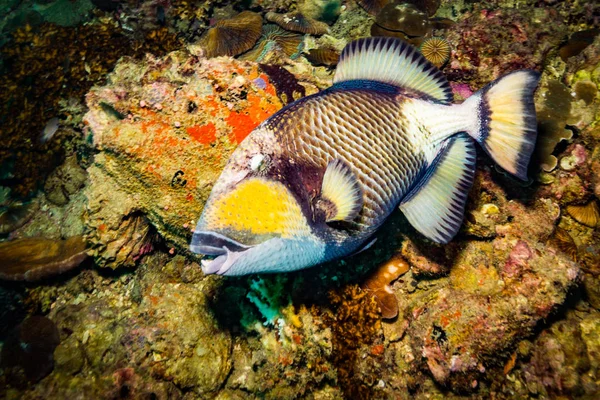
444, 6, 567, 88
0, 235, 88, 281
43, 155, 87, 206
0, 316, 60, 382
53, 335, 85, 376
408, 238, 580, 390
83, 53, 287, 268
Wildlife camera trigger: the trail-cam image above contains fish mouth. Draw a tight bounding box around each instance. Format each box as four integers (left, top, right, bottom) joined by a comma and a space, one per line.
190, 231, 252, 275
190, 231, 251, 255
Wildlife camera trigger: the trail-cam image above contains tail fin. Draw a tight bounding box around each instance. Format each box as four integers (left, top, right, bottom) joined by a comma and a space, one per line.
463, 70, 540, 180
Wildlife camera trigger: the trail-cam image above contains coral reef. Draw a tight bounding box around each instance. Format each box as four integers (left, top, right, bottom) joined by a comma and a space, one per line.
444, 5, 568, 87
324, 285, 384, 398
0, 254, 232, 398
2, 1, 600, 399
0, 20, 182, 197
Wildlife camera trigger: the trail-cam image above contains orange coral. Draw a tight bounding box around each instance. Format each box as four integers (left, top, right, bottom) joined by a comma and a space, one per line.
187, 123, 217, 145
361, 253, 410, 319
225, 91, 281, 144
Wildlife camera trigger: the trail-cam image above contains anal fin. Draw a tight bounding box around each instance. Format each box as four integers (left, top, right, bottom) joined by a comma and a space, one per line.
399, 134, 476, 244
317, 158, 363, 223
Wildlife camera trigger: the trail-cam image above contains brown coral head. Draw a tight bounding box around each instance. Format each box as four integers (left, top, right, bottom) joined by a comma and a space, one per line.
558, 29, 600, 62
420, 37, 451, 67
357, 0, 391, 15
0, 200, 39, 235
359, 0, 440, 16
361, 254, 409, 319
0, 235, 88, 281
265, 11, 330, 35
198, 11, 263, 58
566, 201, 600, 228
0, 316, 60, 382
375, 1, 431, 38
306, 47, 340, 66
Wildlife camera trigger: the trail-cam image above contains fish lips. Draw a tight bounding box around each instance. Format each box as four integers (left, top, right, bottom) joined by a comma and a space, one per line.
190, 231, 252, 275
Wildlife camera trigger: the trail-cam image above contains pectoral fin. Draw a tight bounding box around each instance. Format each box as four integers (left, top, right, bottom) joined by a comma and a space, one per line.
317, 158, 363, 223
399, 134, 476, 243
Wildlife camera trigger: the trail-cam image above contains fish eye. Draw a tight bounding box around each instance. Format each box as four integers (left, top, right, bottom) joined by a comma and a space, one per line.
250, 154, 272, 174
250, 154, 265, 171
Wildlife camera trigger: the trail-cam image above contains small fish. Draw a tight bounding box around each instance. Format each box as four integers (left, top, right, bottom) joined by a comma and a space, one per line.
191, 37, 540, 276
40, 117, 60, 144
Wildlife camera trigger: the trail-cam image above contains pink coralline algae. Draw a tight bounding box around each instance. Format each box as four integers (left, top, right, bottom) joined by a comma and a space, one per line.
445, 6, 567, 86
450, 82, 473, 100
503, 240, 533, 278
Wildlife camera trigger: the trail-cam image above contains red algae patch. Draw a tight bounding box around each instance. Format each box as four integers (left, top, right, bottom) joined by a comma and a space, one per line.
187, 123, 218, 144
0, 236, 88, 281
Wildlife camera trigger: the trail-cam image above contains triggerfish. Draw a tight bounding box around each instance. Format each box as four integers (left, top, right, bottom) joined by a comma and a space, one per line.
191, 37, 540, 276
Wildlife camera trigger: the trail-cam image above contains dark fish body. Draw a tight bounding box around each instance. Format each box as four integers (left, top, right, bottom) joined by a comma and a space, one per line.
191, 37, 540, 276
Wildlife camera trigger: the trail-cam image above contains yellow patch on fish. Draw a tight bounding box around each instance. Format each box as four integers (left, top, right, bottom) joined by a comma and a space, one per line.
203, 178, 311, 238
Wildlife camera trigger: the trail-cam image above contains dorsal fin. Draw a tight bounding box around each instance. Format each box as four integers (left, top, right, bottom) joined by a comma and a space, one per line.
317, 158, 363, 223
333, 37, 453, 104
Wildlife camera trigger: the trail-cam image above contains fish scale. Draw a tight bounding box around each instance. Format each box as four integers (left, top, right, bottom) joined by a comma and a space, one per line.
267, 88, 425, 231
